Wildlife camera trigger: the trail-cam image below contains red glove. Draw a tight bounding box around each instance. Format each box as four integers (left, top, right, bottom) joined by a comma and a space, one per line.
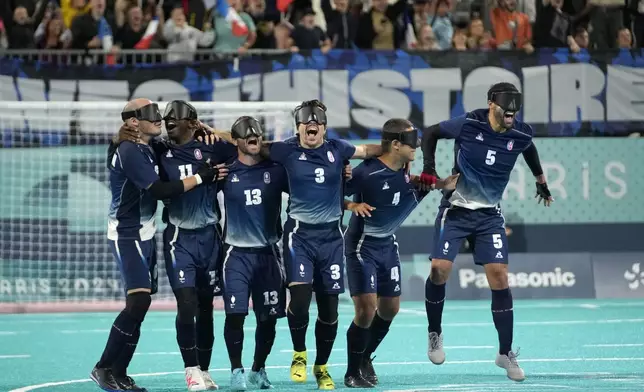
420, 172, 437, 186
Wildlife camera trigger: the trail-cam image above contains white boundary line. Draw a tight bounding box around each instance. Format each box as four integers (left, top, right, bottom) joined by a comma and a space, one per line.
0, 355, 30, 359
9, 358, 644, 392
584, 344, 644, 348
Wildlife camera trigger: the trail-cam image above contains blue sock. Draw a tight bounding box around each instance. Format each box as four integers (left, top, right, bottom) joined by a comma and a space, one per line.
425, 278, 446, 334
491, 288, 514, 355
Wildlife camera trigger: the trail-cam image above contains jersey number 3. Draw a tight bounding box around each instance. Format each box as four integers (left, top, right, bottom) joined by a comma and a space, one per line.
485, 150, 496, 166
314, 168, 325, 183
244, 189, 262, 205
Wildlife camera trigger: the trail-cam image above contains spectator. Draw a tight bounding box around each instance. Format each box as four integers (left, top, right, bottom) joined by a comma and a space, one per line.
247, 0, 278, 49
410, 0, 430, 35
35, 6, 72, 49
274, 22, 292, 49
573, 26, 590, 48
164, 5, 214, 62
0, 19, 8, 49
61, 0, 90, 28
115, 6, 145, 49
8, 6, 35, 49
289, 8, 332, 52
629, 0, 643, 47
587, 0, 624, 49
212, 0, 256, 53
534, 0, 580, 52
320, 0, 359, 49
355, 0, 408, 49
616, 26, 633, 48
427, 0, 453, 50
181, 0, 210, 31
489, 0, 534, 53
415, 24, 440, 49
467, 17, 494, 49
70, 0, 114, 51
516, 0, 537, 23
452, 28, 468, 49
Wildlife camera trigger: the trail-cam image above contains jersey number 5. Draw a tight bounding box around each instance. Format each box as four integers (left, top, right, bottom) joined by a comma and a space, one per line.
178, 164, 194, 179
485, 150, 496, 166
244, 189, 262, 205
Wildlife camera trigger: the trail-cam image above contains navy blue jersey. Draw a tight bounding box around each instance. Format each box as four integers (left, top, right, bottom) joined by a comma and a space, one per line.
107, 141, 160, 241
438, 109, 534, 209
222, 159, 288, 248
156, 139, 236, 229
269, 137, 355, 224
346, 159, 428, 238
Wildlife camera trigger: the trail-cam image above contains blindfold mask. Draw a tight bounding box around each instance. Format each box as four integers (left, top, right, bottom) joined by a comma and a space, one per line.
381, 128, 420, 148
294, 105, 327, 125
490, 91, 522, 112
231, 116, 264, 139
121, 103, 162, 123
163, 100, 198, 121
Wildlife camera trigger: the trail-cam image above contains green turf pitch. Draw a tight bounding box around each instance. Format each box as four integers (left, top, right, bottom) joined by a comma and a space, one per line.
2, 299, 644, 392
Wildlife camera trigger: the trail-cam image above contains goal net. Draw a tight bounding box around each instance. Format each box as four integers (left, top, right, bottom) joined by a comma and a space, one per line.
0, 101, 300, 313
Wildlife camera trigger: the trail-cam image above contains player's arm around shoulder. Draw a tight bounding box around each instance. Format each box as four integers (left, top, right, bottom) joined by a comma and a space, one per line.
343, 162, 375, 217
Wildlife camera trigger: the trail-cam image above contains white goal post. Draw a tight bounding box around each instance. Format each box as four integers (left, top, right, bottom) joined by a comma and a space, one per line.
0, 100, 300, 313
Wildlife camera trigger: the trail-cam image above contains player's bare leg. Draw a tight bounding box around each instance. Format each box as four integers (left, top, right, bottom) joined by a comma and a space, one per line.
362, 296, 400, 385
286, 283, 313, 383
425, 259, 452, 365
484, 263, 524, 382
345, 293, 377, 388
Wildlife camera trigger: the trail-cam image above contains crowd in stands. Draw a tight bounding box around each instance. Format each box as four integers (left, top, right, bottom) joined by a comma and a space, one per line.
0, 0, 640, 62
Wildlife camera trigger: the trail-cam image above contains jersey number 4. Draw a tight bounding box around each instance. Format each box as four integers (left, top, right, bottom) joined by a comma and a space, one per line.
244, 189, 262, 205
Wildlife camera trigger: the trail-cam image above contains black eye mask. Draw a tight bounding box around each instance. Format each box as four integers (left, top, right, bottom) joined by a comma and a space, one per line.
231, 116, 264, 139
294, 105, 327, 125
490, 91, 522, 112
121, 103, 162, 122
381, 128, 420, 148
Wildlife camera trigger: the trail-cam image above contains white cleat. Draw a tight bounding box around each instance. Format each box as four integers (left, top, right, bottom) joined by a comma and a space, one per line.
428, 331, 445, 365
185, 366, 208, 391
201, 370, 219, 390
496, 350, 525, 382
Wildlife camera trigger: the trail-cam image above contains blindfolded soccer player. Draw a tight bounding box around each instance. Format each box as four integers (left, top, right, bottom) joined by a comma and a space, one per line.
342, 119, 459, 387
419, 82, 554, 382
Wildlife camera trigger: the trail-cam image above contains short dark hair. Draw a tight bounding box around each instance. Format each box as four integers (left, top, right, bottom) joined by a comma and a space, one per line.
487, 82, 518, 101
381, 118, 413, 153
297, 99, 326, 111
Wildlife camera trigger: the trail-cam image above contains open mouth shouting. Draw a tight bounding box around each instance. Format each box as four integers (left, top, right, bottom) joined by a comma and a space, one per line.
502, 111, 515, 127
246, 136, 259, 146
305, 123, 319, 137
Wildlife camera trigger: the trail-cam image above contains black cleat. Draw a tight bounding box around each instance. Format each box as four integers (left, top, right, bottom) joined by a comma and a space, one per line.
344, 372, 374, 388
90, 367, 122, 391
360, 356, 378, 385
113, 375, 147, 391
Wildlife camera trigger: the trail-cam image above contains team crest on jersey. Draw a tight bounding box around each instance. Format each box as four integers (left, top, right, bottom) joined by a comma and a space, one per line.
194, 149, 203, 160
327, 151, 335, 162
507, 140, 514, 151
264, 171, 271, 184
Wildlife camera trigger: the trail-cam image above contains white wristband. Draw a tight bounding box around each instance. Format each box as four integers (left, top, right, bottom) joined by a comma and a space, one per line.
194, 174, 203, 185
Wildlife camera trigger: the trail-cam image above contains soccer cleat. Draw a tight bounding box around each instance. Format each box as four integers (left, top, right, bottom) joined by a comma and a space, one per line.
230, 368, 247, 391
248, 368, 273, 389
290, 351, 307, 383
496, 350, 525, 382
314, 364, 336, 390
201, 370, 219, 390
113, 375, 147, 391
343, 372, 374, 388
428, 331, 445, 365
360, 356, 378, 385
185, 366, 208, 391
90, 366, 122, 391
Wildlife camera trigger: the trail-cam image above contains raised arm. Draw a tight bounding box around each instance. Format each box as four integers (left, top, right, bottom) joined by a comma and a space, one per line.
352, 144, 383, 159
420, 116, 464, 185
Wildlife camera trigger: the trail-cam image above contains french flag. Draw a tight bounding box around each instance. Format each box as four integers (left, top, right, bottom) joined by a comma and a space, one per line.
134, 18, 159, 49
215, 0, 248, 37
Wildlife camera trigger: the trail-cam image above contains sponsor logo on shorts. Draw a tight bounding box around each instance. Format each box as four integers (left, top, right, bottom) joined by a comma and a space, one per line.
230, 295, 236, 308
179, 270, 185, 284
332, 282, 340, 290
458, 267, 576, 289
624, 263, 644, 290
299, 264, 305, 278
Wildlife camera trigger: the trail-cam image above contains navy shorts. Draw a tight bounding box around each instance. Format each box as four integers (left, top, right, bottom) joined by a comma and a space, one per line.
222, 245, 286, 321
283, 218, 345, 294
109, 238, 158, 294
163, 224, 223, 295
346, 234, 402, 297
432, 205, 508, 265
